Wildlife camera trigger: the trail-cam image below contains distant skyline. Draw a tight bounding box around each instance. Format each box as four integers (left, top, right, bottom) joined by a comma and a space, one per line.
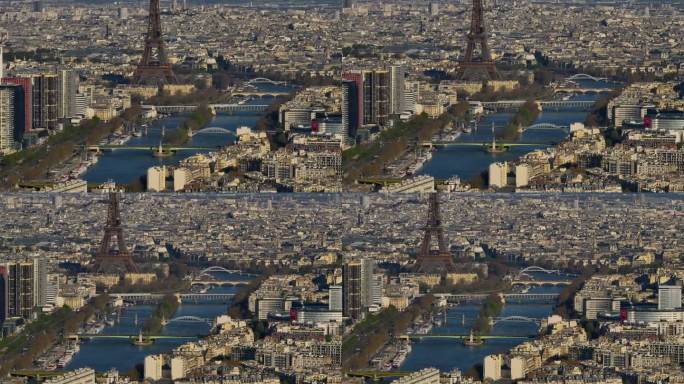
27, 0, 684, 7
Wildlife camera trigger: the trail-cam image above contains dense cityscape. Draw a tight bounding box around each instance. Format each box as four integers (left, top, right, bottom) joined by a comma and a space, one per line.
2, 0, 684, 383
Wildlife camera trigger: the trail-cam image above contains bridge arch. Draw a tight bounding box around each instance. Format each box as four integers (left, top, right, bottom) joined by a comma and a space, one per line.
566, 73, 607, 82
165, 316, 212, 325
520, 266, 560, 275
246, 77, 286, 85
232, 92, 282, 99
199, 266, 243, 275
491, 316, 540, 325
193, 127, 235, 135
522, 123, 568, 133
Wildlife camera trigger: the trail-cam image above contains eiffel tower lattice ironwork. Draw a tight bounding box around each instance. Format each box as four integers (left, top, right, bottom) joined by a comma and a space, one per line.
457, 0, 498, 80
415, 193, 456, 273
93, 192, 138, 273
132, 0, 177, 86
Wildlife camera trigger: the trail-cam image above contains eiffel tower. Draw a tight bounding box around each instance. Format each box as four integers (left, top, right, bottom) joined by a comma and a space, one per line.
457, 0, 498, 80
132, 0, 177, 86
415, 193, 456, 273
92, 193, 138, 273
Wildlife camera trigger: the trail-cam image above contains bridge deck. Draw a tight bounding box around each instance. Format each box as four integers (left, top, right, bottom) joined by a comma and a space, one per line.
511, 280, 571, 285
88, 146, 215, 151
75, 334, 196, 339
191, 280, 249, 285
347, 371, 411, 378
430, 142, 550, 147
408, 334, 534, 339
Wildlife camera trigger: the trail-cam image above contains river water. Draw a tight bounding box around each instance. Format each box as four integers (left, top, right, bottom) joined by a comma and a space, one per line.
82, 84, 292, 185
400, 285, 566, 374
418, 80, 620, 181
401, 270, 576, 374
66, 272, 250, 373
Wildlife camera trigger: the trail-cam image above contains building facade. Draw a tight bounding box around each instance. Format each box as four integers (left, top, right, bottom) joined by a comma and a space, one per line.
0, 85, 17, 153
343, 260, 362, 320
32, 73, 58, 131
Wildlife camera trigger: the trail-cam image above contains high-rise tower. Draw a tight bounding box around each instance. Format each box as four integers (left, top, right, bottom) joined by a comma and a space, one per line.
362, 70, 390, 127
133, 0, 177, 86
0, 85, 18, 153
57, 69, 78, 120
342, 79, 360, 139
342, 260, 362, 320
93, 193, 138, 273
31, 74, 58, 131
457, 0, 498, 80
3, 261, 34, 320
389, 65, 405, 115
415, 193, 456, 273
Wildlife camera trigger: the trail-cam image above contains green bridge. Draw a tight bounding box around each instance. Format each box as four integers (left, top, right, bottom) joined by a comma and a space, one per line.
75, 334, 197, 340
408, 334, 534, 340
87, 145, 216, 151
429, 142, 551, 147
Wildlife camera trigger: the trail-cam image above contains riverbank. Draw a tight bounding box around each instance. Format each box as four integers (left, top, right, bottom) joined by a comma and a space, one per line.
499, 101, 541, 141
342, 295, 435, 370
400, 288, 562, 376
64, 273, 249, 374
163, 104, 214, 146
343, 105, 469, 185
144, 295, 180, 334
472, 294, 504, 336
0, 295, 110, 376
418, 99, 597, 186
0, 107, 142, 190
227, 275, 267, 320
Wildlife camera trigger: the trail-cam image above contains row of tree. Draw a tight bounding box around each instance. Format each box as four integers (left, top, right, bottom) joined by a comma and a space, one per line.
144, 294, 180, 335
343, 109, 463, 183
0, 106, 143, 189
342, 295, 435, 370
227, 275, 269, 320
164, 104, 214, 146
498, 101, 541, 141
0, 294, 110, 376
471, 294, 504, 336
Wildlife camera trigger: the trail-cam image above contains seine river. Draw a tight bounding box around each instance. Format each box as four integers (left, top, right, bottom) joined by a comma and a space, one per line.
66, 272, 249, 373
401, 284, 568, 374
418, 80, 620, 181
83, 83, 293, 185
83, 79, 618, 186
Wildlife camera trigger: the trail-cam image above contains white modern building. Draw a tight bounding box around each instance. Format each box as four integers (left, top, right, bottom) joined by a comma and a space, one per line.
484, 354, 503, 381
659, 284, 682, 310
147, 165, 167, 192
144, 354, 163, 381
328, 285, 343, 311
174, 167, 192, 191
296, 309, 344, 323
489, 162, 509, 188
